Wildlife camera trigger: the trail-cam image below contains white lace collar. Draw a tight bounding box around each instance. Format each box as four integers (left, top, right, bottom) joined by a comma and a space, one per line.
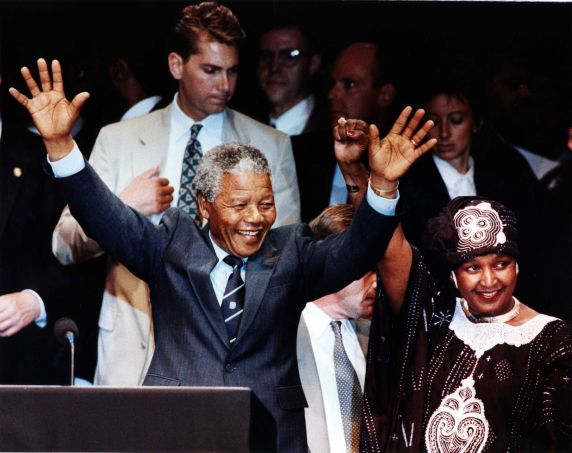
449, 298, 558, 358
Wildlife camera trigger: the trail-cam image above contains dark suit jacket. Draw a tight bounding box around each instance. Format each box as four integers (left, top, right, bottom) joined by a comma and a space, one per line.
0, 123, 74, 383
291, 129, 336, 223
60, 161, 398, 451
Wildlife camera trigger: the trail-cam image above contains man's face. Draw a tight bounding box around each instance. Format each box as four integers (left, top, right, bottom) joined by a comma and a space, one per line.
335, 271, 377, 320
199, 172, 277, 258
257, 27, 317, 115
169, 37, 239, 121
327, 43, 380, 127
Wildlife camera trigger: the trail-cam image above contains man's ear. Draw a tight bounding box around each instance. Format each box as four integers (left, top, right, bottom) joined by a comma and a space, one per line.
109, 58, 130, 86
309, 54, 322, 76
197, 194, 211, 221
168, 52, 184, 80
376, 82, 397, 110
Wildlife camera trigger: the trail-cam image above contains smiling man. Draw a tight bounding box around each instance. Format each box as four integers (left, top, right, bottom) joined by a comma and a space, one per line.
50, 1, 301, 387
11, 52, 437, 449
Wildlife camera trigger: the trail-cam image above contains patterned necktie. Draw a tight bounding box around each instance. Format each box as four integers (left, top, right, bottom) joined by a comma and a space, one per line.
331, 320, 363, 453
177, 123, 203, 218
221, 255, 245, 345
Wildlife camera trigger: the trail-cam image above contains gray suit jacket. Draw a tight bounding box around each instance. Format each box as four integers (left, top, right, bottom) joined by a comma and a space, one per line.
60, 161, 396, 451
297, 315, 370, 452
52, 102, 301, 386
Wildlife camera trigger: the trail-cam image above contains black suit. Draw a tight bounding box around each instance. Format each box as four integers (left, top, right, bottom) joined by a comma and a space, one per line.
60, 161, 399, 451
0, 122, 74, 383
291, 129, 336, 223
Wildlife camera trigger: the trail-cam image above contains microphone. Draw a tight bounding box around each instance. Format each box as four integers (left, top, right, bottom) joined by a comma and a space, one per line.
54, 317, 79, 385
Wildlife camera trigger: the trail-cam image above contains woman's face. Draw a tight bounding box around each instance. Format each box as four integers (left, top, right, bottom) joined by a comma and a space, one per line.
426, 93, 479, 173
454, 253, 518, 317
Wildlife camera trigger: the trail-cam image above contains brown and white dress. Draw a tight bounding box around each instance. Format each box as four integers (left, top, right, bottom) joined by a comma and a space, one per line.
361, 250, 572, 452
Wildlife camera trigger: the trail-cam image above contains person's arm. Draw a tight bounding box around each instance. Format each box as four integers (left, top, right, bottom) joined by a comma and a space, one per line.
10, 59, 166, 284
334, 108, 436, 313
53, 130, 174, 265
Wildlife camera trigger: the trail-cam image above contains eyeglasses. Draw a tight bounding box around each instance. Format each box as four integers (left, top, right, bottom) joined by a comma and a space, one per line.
258, 48, 308, 67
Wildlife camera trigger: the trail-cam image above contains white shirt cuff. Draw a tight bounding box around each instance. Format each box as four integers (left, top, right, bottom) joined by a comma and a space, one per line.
366, 184, 399, 216
48, 142, 86, 177
22, 289, 47, 328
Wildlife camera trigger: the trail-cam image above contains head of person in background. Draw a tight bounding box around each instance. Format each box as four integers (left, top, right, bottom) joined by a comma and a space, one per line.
256, 21, 323, 135
167, 1, 246, 121
308, 204, 377, 320
327, 41, 397, 133
418, 57, 484, 175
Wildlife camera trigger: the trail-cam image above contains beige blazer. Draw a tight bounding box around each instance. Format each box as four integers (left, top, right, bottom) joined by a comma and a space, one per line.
52, 103, 301, 385
297, 315, 370, 453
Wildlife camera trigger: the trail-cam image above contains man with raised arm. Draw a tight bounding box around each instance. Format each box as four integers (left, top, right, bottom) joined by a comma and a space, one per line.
11, 57, 435, 451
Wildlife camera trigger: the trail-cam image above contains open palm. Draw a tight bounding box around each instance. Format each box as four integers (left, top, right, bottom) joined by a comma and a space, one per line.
368, 107, 437, 183
9, 58, 89, 143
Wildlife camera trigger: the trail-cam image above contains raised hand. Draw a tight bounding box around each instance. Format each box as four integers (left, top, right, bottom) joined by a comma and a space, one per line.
9, 58, 89, 160
368, 106, 437, 191
333, 117, 369, 165
119, 167, 175, 216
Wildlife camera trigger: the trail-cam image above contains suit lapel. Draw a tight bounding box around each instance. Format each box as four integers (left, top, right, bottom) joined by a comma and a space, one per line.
234, 237, 279, 345
132, 105, 171, 177
186, 225, 229, 348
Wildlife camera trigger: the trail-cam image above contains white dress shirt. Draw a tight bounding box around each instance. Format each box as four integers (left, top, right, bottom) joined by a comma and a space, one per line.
302, 302, 366, 453
432, 153, 477, 199
120, 95, 163, 122
162, 94, 224, 209
209, 233, 246, 305
269, 95, 315, 136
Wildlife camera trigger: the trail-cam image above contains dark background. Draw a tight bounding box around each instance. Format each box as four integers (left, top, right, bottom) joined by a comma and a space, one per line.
1, 1, 570, 127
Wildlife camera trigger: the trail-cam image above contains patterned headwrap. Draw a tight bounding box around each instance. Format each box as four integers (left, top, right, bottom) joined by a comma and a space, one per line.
423, 196, 519, 266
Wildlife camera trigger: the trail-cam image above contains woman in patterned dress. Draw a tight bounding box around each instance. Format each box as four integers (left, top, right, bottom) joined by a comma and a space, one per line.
358, 194, 572, 452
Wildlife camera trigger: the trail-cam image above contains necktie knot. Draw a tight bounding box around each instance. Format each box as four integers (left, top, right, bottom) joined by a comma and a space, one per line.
331, 320, 343, 337
223, 254, 243, 270
190, 123, 203, 139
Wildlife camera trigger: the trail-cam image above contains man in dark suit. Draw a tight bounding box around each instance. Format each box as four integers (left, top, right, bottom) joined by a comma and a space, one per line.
0, 67, 84, 383
292, 40, 400, 222
11, 56, 436, 451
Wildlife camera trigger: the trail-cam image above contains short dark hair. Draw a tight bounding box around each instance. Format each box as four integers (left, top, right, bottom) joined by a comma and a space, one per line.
309, 204, 355, 240
169, 1, 246, 61
417, 55, 485, 124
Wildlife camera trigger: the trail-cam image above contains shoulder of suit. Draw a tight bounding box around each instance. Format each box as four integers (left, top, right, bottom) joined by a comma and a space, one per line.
227, 108, 290, 142
98, 107, 167, 136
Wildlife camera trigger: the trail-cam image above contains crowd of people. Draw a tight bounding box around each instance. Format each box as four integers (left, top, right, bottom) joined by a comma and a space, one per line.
0, 1, 571, 451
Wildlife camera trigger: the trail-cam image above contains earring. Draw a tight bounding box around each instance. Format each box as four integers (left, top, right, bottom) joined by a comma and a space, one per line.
516, 263, 520, 275
450, 270, 458, 289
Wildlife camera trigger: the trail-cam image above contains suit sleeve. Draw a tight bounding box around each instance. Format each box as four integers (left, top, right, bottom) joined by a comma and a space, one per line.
57, 160, 169, 284
272, 135, 301, 227
300, 198, 400, 302
52, 128, 115, 265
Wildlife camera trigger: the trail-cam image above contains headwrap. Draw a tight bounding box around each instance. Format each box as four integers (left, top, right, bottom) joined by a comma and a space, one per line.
423, 196, 519, 267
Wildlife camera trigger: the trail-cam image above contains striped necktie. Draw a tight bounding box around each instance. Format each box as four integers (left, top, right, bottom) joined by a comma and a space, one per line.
331, 320, 363, 452
221, 255, 245, 345
177, 123, 203, 218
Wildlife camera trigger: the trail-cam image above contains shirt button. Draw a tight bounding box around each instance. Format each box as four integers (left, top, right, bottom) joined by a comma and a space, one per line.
225, 363, 235, 373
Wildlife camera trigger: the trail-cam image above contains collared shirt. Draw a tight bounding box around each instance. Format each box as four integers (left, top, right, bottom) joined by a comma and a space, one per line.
432, 153, 477, 199
120, 95, 163, 122
302, 302, 366, 453
329, 164, 348, 205
269, 95, 315, 136
514, 144, 561, 180
163, 93, 225, 207
209, 232, 246, 305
